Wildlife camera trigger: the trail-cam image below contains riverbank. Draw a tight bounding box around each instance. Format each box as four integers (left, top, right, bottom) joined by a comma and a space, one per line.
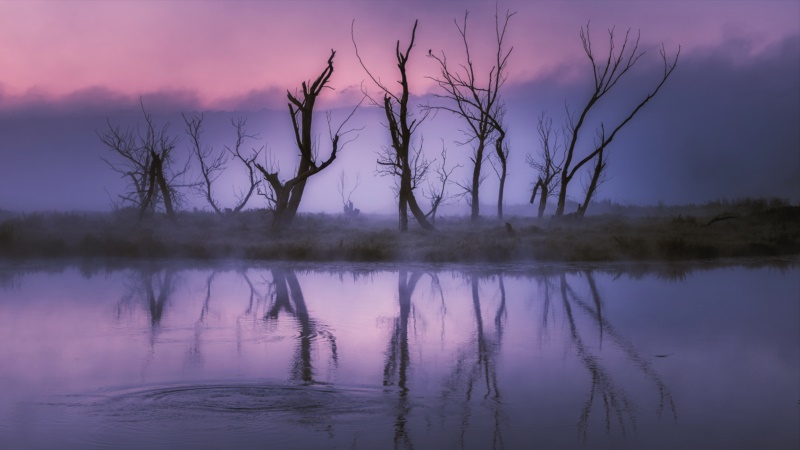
1, 204, 798, 263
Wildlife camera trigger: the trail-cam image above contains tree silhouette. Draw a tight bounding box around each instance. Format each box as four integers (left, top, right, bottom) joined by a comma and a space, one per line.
527, 113, 565, 218
555, 24, 680, 217
99, 101, 191, 219
183, 115, 261, 215
428, 8, 515, 222
422, 143, 460, 225
353, 20, 436, 231
255, 50, 361, 230
337, 171, 361, 218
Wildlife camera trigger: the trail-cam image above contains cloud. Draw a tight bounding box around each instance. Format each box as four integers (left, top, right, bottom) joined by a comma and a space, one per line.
0, 33, 797, 213
501, 33, 800, 206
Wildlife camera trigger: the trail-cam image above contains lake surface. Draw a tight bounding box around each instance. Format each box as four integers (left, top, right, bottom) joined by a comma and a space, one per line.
0, 260, 797, 449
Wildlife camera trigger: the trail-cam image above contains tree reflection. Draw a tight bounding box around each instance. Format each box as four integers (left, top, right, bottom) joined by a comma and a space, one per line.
187, 271, 218, 368
441, 274, 507, 450
112, 267, 179, 378
556, 271, 677, 441
114, 267, 177, 344
382, 269, 424, 449
266, 268, 338, 384
101, 264, 679, 447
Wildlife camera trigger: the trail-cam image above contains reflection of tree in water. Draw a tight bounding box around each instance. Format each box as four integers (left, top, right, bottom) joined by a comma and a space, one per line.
555, 271, 677, 441
115, 267, 177, 345
113, 267, 179, 378
440, 274, 507, 450
265, 268, 338, 384
186, 271, 218, 368
382, 269, 423, 450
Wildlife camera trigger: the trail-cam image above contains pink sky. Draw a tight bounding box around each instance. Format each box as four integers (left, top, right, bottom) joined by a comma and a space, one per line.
1, 0, 798, 109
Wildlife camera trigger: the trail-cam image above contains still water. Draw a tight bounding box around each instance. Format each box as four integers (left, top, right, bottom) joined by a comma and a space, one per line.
0, 260, 797, 449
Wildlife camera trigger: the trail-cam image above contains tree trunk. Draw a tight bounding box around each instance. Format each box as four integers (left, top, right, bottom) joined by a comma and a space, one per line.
139, 158, 158, 219
406, 189, 435, 231
494, 133, 508, 221
284, 156, 311, 223
398, 189, 409, 232
270, 186, 292, 230
497, 163, 506, 220
154, 160, 175, 219
537, 186, 548, 218
576, 149, 605, 218
555, 182, 568, 217
471, 142, 485, 222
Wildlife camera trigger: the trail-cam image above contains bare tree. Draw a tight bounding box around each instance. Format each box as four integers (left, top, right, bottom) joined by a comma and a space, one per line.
184, 114, 261, 215
352, 20, 435, 231
254, 50, 361, 230
428, 8, 515, 222
423, 144, 461, 225
577, 128, 610, 217
487, 111, 510, 219
99, 101, 191, 219
555, 24, 680, 217
493, 123, 510, 220
337, 171, 360, 218
527, 112, 565, 218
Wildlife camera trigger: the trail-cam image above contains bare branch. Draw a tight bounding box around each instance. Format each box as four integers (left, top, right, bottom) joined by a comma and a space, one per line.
555, 25, 680, 217
426, 7, 515, 221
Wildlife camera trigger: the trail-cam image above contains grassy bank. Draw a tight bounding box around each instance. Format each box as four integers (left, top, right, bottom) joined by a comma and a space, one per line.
0, 202, 798, 263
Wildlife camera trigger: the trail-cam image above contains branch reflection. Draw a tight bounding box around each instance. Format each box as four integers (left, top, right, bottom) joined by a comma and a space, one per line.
382, 269, 424, 449
266, 268, 338, 384
556, 271, 677, 441
441, 274, 507, 450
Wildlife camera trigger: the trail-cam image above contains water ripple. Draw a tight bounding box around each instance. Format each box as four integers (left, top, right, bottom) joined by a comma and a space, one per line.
25, 381, 393, 448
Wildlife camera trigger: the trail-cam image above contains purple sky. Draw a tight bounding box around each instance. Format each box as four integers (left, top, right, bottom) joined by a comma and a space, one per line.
0, 0, 798, 213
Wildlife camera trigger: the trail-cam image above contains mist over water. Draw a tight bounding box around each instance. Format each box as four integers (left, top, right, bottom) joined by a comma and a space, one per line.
0, 261, 797, 449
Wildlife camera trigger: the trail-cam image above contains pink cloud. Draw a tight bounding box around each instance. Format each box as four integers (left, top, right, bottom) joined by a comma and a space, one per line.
0, 1, 797, 110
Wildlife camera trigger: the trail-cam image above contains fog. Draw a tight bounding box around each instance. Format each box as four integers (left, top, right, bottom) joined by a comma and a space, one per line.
0, 33, 797, 214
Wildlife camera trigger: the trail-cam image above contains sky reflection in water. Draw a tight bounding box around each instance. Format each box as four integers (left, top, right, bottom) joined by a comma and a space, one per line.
0, 262, 797, 449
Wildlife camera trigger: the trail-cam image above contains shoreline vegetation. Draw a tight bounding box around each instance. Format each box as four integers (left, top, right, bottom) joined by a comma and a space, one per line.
0, 199, 798, 264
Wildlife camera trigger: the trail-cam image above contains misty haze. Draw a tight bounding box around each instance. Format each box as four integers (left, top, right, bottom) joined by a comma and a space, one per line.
0, 1, 798, 449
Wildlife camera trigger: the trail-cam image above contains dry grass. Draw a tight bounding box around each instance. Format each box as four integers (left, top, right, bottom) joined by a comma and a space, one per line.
1, 202, 798, 263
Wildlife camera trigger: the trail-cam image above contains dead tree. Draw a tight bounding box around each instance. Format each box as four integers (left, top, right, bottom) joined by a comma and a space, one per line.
527, 113, 565, 218
337, 171, 360, 218
352, 20, 435, 231
487, 110, 510, 220
428, 8, 515, 223
555, 24, 680, 217
254, 50, 361, 230
576, 127, 609, 217
184, 114, 261, 215
99, 101, 190, 219
423, 143, 460, 225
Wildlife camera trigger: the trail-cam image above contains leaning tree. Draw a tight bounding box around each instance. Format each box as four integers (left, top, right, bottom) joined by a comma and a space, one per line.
254, 50, 361, 230
99, 101, 191, 220
555, 24, 680, 217
428, 8, 515, 222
